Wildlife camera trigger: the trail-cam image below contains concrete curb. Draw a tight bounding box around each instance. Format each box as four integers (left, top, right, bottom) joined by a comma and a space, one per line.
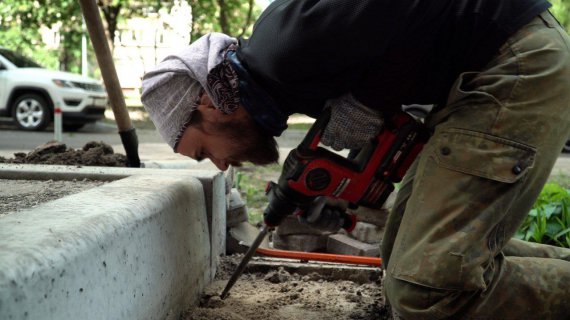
0, 164, 226, 320
0, 163, 226, 278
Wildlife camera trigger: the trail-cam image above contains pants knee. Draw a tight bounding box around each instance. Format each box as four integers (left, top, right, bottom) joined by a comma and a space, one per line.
384, 273, 457, 319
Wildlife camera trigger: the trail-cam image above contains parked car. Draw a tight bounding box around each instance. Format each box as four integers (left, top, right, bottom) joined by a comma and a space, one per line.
0, 47, 108, 131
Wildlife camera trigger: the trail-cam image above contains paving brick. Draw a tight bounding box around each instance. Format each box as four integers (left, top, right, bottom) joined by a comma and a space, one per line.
350, 221, 384, 244
227, 188, 248, 228
276, 215, 330, 236
327, 234, 380, 257
351, 206, 389, 228
349, 191, 396, 227
273, 233, 329, 252
225, 167, 235, 194
383, 190, 397, 210
226, 221, 269, 254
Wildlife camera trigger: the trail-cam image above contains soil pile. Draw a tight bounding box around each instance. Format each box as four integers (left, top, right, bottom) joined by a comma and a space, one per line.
182, 255, 392, 320
0, 141, 127, 167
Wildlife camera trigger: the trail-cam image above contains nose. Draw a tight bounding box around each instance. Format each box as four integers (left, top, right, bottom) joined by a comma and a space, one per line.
210, 157, 229, 171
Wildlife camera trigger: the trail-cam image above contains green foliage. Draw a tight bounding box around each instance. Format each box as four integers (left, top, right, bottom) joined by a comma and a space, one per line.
234, 163, 282, 225
515, 183, 570, 248
0, 25, 60, 69
188, 0, 262, 40
0, 0, 261, 74
551, 0, 570, 33
0, 0, 92, 73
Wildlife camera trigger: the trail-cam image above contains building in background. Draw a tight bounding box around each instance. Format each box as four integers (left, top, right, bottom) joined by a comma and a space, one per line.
37, 1, 192, 107
114, 0, 192, 106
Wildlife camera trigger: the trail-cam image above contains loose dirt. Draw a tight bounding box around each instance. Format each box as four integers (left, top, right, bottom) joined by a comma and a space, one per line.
0, 179, 106, 217
0, 141, 119, 217
182, 255, 392, 320
0, 141, 127, 167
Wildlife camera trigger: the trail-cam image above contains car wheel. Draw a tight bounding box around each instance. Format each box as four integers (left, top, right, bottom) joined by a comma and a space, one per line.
563, 138, 570, 154
63, 124, 85, 132
12, 93, 51, 131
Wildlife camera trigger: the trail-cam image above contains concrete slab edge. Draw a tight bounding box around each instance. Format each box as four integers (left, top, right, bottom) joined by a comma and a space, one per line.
0, 163, 226, 282
0, 164, 227, 320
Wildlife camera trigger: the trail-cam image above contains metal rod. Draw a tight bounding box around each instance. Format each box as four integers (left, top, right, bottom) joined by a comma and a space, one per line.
220, 225, 270, 300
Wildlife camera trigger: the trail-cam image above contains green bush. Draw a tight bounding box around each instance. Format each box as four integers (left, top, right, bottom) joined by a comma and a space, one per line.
515, 183, 570, 248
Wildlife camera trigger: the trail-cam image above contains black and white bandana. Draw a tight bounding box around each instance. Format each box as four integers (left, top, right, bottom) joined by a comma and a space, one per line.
206, 44, 240, 115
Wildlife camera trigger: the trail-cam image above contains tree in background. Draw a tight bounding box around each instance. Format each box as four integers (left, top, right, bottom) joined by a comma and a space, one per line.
0, 0, 262, 74
188, 0, 261, 40
1, 0, 566, 75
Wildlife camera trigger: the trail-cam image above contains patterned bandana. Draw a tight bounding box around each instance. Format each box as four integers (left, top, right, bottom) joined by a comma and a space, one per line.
206, 44, 240, 114
141, 33, 238, 150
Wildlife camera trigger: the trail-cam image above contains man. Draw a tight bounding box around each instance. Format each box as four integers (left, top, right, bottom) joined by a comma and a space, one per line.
142, 0, 570, 318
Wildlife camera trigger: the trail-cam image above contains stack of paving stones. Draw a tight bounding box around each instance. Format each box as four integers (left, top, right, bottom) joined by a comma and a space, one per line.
225, 188, 256, 254
224, 172, 397, 259
273, 215, 333, 252
225, 167, 270, 254
274, 192, 397, 257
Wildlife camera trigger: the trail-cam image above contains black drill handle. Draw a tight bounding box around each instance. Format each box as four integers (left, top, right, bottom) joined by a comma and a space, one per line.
263, 181, 311, 227
298, 107, 332, 151
297, 198, 357, 232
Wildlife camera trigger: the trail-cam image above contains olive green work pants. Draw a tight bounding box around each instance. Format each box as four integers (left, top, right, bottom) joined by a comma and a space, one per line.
382, 11, 570, 319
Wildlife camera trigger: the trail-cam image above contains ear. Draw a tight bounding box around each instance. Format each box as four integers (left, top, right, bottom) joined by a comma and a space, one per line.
196, 92, 249, 124
196, 92, 225, 122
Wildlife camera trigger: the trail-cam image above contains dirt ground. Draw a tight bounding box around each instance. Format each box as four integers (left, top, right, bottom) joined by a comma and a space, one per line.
0, 141, 119, 217
0, 179, 105, 217
182, 255, 392, 320
0, 140, 127, 167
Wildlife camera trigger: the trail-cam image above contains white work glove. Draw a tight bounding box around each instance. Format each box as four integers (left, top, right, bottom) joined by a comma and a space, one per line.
297, 197, 356, 233
320, 93, 384, 151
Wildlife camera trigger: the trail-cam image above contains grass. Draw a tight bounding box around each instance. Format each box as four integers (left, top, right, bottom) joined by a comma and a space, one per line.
234, 163, 283, 225
287, 122, 313, 130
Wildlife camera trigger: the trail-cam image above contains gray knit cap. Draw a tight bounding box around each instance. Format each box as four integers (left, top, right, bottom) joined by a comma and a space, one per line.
141, 32, 237, 150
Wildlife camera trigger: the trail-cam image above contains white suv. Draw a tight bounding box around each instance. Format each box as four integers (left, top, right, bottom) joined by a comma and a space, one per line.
0, 48, 108, 131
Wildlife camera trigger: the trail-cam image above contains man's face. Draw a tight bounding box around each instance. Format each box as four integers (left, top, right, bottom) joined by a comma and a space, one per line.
176, 93, 279, 171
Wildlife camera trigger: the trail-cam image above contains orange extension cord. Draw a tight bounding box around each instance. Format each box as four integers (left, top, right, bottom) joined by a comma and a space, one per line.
256, 247, 382, 268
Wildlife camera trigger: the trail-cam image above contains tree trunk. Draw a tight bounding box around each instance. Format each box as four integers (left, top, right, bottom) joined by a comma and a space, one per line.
239, 0, 254, 38
96, 1, 121, 52
216, 0, 229, 34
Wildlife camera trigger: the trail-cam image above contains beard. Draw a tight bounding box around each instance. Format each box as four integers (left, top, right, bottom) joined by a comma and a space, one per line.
223, 119, 280, 166
195, 111, 280, 166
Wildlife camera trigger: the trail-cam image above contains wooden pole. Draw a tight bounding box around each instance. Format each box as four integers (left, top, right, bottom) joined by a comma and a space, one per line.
79, 0, 140, 167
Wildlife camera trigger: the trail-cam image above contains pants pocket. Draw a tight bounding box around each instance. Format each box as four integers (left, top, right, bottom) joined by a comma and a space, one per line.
390, 128, 536, 291
433, 128, 536, 183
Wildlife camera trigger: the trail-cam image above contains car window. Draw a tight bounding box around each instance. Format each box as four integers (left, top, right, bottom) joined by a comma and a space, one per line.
0, 48, 42, 68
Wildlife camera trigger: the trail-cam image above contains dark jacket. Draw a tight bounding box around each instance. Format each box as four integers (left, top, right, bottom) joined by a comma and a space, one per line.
236, 0, 550, 125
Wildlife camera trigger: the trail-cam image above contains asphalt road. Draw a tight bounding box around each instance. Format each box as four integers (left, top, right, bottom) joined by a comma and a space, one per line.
0, 118, 308, 163
1, 118, 568, 172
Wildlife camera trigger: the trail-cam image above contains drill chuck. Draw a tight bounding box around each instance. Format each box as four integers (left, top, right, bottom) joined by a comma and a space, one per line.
263, 181, 311, 227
